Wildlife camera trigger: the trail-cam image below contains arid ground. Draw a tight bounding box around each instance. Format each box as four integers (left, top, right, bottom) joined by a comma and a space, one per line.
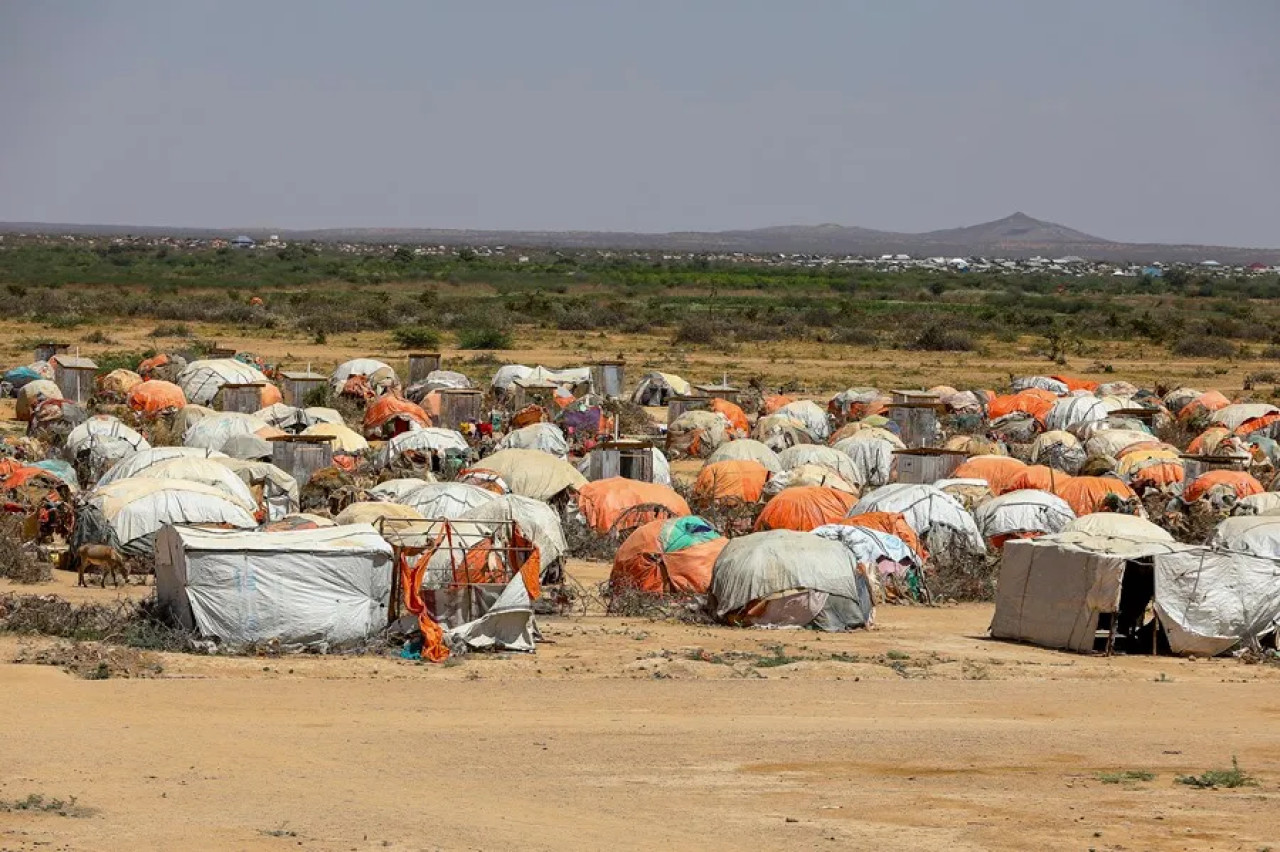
3, 560, 1280, 851
3, 320, 1279, 850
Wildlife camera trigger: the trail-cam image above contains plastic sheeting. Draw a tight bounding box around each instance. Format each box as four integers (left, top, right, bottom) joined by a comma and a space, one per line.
851, 483, 984, 554
178, 359, 270, 407
470, 449, 586, 501
87, 478, 257, 552
777, 444, 860, 485
65, 417, 151, 457
705, 439, 781, 474
974, 490, 1076, 540
154, 524, 392, 647
99, 446, 229, 487
496, 423, 569, 459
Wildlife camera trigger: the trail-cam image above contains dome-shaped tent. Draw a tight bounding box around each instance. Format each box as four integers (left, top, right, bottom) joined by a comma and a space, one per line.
177, 359, 271, 407
610, 516, 727, 597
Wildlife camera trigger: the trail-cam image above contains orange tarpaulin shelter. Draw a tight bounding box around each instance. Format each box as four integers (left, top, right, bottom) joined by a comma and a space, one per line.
753, 486, 858, 532
610, 516, 727, 597
762, 395, 796, 415
575, 478, 691, 535
987, 390, 1056, 424
127, 380, 187, 414
1235, 412, 1280, 438
692, 460, 769, 508
952, 456, 1028, 496
1005, 465, 1069, 494
1178, 390, 1231, 423
838, 511, 927, 560
1128, 461, 1185, 492
1054, 477, 1138, 516
709, 398, 750, 437
1050, 375, 1100, 393
363, 393, 432, 438
1183, 470, 1264, 504
137, 353, 170, 379
1187, 427, 1233, 455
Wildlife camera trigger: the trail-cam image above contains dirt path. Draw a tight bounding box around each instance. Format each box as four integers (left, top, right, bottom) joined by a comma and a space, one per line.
3, 565, 1279, 851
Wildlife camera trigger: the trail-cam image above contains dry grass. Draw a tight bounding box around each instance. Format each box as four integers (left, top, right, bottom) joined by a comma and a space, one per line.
0, 515, 51, 584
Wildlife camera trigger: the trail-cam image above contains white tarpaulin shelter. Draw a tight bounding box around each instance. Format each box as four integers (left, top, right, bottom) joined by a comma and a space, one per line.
65, 416, 151, 457
471, 449, 586, 501
776, 400, 831, 441
777, 444, 860, 485
377, 428, 469, 468
974, 490, 1076, 542
1044, 396, 1108, 432
329, 358, 398, 393
1012, 376, 1069, 395
630, 372, 692, 405
834, 431, 902, 488
851, 483, 985, 554
992, 533, 1280, 655
87, 478, 257, 553
212, 458, 300, 522
1209, 515, 1280, 558
183, 412, 278, 451
705, 439, 781, 474
496, 422, 570, 459
1211, 403, 1280, 431
178, 359, 270, 407
710, 530, 871, 630
98, 447, 228, 487
155, 524, 393, 647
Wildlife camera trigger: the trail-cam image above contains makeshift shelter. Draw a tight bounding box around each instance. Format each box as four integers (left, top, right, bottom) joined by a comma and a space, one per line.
335, 501, 424, 526
812, 522, 923, 604
464, 449, 586, 502
301, 422, 369, 454
392, 482, 496, 521
212, 457, 300, 522
177, 359, 270, 407
98, 447, 229, 487
155, 525, 393, 647
126, 380, 186, 415
1006, 465, 1069, 494
377, 428, 470, 470
974, 490, 1076, 548
65, 417, 150, 458
709, 398, 750, 437
827, 388, 887, 422
754, 486, 858, 532
574, 478, 691, 536
362, 393, 432, 439
840, 511, 927, 561
1183, 470, 1264, 505
850, 483, 984, 554
99, 369, 142, 396
454, 494, 569, 583
987, 390, 1057, 424
709, 531, 871, 630
1030, 430, 1086, 474
496, 422, 569, 459
991, 533, 1280, 656
610, 516, 727, 597
1178, 391, 1231, 424
80, 478, 257, 555
1086, 429, 1158, 459
1212, 403, 1280, 432
692, 460, 769, 509
1054, 476, 1140, 516
833, 430, 903, 488
329, 359, 399, 394
368, 477, 437, 503
705, 439, 781, 474
1044, 396, 1109, 433
1231, 492, 1280, 516
951, 455, 1028, 496
1011, 376, 1069, 395
1163, 387, 1204, 417
220, 433, 273, 461
666, 410, 732, 458
631, 372, 692, 406
253, 403, 318, 433
753, 414, 815, 453
776, 400, 831, 441
776, 444, 860, 485
764, 464, 858, 496
184, 412, 282, 452
1062, 513, 1173, 542
138, 457, 259, 514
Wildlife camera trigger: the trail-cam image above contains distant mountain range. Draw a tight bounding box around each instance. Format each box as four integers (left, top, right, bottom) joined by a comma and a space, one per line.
2, 212, 1277, 264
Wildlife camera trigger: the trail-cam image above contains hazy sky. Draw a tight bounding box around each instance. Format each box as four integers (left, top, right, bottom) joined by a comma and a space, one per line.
2, 1, 1278, 245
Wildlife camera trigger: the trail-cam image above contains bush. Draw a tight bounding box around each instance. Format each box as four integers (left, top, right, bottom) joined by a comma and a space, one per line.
458, 326, 512, 350
1170, 336, 1236, 358
392, 326, 441, 349
148, 323, 191, 338
907, 323, 975, 352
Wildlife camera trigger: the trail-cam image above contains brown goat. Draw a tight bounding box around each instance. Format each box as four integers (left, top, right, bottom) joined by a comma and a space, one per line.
75, 544, 129, 587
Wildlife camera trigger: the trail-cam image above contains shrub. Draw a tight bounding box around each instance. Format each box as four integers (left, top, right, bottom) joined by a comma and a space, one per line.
148, 323, 192, 338
392, 326, 441, 349
1170, 336, 1236, 358
458, 326, 512, 350
908, 323, 975, 352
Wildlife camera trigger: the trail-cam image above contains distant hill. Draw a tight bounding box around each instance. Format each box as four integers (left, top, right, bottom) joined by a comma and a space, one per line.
2, 213, 1276, 264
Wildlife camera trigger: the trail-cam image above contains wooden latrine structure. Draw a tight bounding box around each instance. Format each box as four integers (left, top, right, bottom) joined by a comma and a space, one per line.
584, 439, 655, 482
589, 360, 626, 399
219, 382, 265, 414
1179, 454, 1249, 482
378, 517, 539, 625
50, 354, 97, 404
279, 370, 327, 406
408, 353, 442, 385
436, 388, 484, 430
269, 434, 334, 486
34, 342, 69, 363
887, 401, 944, 449
893, 448, 968, 485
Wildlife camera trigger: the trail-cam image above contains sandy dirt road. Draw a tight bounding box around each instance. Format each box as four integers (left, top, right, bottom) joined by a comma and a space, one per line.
3, 567, 1280, 852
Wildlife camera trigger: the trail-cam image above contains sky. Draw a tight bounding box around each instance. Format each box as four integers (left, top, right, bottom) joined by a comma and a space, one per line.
2, 1, 1278, 246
